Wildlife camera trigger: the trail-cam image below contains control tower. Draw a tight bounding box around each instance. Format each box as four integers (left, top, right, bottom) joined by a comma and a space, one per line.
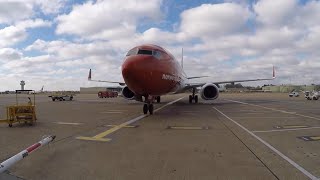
20, 80, 25, 90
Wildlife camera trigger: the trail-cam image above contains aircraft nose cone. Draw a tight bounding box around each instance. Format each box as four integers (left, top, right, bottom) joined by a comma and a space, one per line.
122, 56, 152, 94
122, 56, 143, 80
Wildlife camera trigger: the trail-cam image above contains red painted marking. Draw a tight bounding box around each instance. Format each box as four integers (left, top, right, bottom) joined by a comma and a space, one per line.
26, 143, 41, 153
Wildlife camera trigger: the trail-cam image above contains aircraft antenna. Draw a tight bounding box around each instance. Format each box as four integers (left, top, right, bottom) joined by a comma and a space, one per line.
181, 48, 184, 69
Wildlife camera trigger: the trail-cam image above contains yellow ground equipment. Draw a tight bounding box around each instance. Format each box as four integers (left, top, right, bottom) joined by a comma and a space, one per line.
0, 90, 37, 127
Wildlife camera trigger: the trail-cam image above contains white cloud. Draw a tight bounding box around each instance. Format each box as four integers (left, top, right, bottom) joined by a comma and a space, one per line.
0, 0, 66, 25
0, 48, 22, 62
248, 26, 301, 51
180, 3, 251, 38
25, 39, 120, 60
33, 0, 66, 15
0, 19, 51, 48
0, 1, 33, 24
253, 0, 298, 26
56, 0, 163, 40
298, 1, 320, 27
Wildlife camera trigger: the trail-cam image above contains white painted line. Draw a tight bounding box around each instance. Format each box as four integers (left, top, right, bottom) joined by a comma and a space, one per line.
100, 112, 123, 114
154, 97, 185, 112
55, 122, 83, 125
253, 126, 320, 133
213, 107, 318, 180
230, 116, 300, 119
226, 99, 320, 121
106, 110, 126, 112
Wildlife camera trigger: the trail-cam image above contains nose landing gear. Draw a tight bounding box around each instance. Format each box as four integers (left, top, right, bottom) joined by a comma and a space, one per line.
189, 88, 198, 104
143, 95, 154, 115
143, 103, 154, 114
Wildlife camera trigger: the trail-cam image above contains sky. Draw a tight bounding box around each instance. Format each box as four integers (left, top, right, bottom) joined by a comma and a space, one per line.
1, 0, 320, 91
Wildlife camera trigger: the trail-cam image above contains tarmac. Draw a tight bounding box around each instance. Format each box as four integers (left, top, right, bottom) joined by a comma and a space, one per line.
0, 92, 319, 180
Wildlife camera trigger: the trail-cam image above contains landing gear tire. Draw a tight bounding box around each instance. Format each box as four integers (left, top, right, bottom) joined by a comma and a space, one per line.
143, 104, 148, 114
189, 95, 192, 104
156, 96, 161, 103
149, 104, 154, 114
195, 95, 198, 103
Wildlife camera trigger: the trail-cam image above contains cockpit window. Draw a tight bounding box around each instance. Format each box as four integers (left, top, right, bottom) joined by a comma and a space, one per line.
137, 49, 153, 55
153, 50, 162, 59
126, 48, 138, 56
126, 48, 162, 59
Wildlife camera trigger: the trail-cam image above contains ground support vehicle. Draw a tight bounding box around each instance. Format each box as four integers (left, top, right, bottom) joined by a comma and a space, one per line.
289, 91, 299, 97
305, 91, 319, 100
98, 91, 118, 98
49, 94, 74, 101
0, 90, 37, 127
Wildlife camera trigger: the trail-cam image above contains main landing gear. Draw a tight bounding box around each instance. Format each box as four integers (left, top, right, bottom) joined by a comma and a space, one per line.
189, 88, 198, 104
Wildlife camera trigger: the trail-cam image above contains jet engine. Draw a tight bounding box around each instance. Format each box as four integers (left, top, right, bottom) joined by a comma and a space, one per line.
200, 83, 219, 100
121, 86, 135, 100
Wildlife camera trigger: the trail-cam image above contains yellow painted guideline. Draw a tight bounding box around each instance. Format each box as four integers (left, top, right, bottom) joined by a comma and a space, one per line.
310, 136, 320, 140
55, 122, 83, 125
105, 125, 138, 128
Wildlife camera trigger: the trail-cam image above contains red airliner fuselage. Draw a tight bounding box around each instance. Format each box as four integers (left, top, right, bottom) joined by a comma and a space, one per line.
122, 44, 186, 97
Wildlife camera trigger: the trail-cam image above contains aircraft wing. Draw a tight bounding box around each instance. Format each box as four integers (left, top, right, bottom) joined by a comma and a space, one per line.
187, 76, 209, 79
88, 69, 126, 86
185, 66, 276, 88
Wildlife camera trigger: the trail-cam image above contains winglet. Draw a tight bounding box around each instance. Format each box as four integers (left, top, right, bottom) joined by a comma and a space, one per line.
88, 69, 92, 81
272, 66, 276, 79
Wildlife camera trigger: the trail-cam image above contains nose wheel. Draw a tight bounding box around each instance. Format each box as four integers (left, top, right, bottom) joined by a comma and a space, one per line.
143, 103, 154, 114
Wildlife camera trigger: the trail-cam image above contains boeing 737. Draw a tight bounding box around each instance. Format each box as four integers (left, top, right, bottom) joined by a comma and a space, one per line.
88, 44, 275, 114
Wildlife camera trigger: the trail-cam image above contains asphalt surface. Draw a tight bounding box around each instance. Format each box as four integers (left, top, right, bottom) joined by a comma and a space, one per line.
0, 92, 319, 180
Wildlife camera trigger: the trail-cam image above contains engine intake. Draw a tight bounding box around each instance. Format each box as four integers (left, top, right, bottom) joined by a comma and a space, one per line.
200, 83, 219, 100
121, 86, 135, 100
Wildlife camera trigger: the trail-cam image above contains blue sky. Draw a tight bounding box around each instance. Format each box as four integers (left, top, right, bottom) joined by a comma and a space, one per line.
1, 0, 320, 91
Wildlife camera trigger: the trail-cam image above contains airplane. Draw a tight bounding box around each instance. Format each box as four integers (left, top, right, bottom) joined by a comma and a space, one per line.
31, 85, 44, 94
88, 44, 275, 114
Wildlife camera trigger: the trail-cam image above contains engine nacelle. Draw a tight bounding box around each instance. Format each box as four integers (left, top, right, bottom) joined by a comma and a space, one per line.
121, 86, 135, 100
200, 83, 219, 100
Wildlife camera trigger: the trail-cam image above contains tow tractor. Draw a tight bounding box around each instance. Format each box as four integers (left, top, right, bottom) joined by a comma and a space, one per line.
0, 90, 37, 127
